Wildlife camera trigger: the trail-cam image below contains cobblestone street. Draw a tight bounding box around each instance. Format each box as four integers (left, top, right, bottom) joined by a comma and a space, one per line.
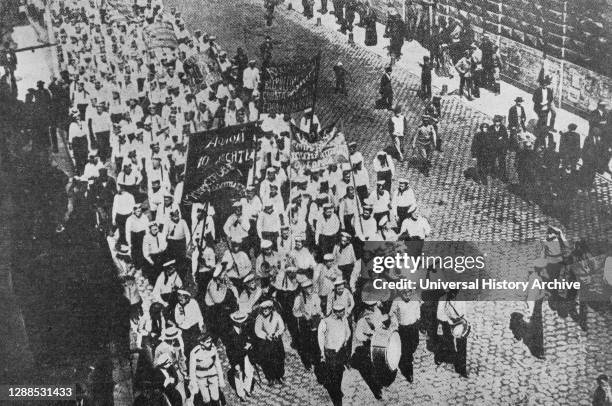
168, 0, 612, 404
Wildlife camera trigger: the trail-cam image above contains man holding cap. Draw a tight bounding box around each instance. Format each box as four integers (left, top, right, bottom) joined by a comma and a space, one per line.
317, 302, 351, 406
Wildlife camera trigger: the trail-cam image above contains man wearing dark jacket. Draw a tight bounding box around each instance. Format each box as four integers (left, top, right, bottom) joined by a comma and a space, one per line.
471, 123, 493, 184
489, 116, 509, 180
532, 77, 555, 129
379, 66, 393, 109
508, 97, 526, 132
559, 123, 581, 169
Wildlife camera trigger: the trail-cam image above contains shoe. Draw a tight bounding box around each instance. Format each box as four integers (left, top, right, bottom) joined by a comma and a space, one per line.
407, 374, 413, 383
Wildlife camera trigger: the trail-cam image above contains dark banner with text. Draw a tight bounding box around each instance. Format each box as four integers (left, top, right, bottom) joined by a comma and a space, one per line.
260, 54, 320, 114
183, 123, 258, 217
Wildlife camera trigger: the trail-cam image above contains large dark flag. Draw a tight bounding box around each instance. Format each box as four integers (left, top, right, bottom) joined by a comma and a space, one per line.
183, 123, 259, 224
260, 53, 321, 114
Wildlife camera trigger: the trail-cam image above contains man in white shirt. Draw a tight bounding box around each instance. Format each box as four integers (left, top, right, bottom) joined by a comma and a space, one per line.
399, 207, 431, 242
390, 289, 421, 382
174, 290, 203, 357
242, 60, 260, 100
317, 303, 351, 406
166, 210, 191, 278
393, 178, 416, 226
143, 221, 168, 284
112, 186, 136, 248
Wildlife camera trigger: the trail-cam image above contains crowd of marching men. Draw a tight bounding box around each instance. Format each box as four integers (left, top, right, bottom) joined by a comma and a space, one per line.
39, 1, 476, 405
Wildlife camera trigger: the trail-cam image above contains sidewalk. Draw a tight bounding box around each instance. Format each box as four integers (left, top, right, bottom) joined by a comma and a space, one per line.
12, 25, 74, 178
285, 0, 589, 144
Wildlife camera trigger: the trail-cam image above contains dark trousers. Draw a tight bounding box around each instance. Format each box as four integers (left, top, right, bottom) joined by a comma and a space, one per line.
476, 158, 492, 185
276, 289, 299, 345
297, 318, 320, 369
459, 75, 472, 98
420, 74, 431, 99
355, 185, 369, 203
318, 233, 338, 261
351, 343, 382, 398
115, 213, 130, 246
398, 324, 419, 380
396, 206, 411, 228
323, 348, 345, 406
319, 0, 328, 12
261, 231, 279, 251
257, 338, 285, 380
376, 170, 392, 193
72, 136, 88, 175
381, 90, 393, 109
472, 69, 483, 98
494, 151, 507, 179
95, 130, 111, 162
77, 103, 88, 121
130, 231, 146, 269
144, 251, 166, 285
342, 214, 355, 236
167, 238, 187, 278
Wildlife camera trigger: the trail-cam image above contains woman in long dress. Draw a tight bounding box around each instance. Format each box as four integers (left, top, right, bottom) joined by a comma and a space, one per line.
363, 6, 378, 46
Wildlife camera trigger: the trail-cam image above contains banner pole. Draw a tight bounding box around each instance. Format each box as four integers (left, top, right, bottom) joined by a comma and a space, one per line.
341, 120, 363, 235
309, 52, 322, 137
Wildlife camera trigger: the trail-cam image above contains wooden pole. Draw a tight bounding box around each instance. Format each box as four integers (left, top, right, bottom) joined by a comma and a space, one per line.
341, 119, 363, 235
309, 52, 322, 137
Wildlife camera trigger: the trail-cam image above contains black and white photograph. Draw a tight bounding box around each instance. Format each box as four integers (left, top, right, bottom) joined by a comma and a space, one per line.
1, 0, 612, 404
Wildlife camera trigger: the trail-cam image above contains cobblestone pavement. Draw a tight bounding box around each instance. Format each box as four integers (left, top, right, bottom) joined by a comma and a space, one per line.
167, 0, 612, 404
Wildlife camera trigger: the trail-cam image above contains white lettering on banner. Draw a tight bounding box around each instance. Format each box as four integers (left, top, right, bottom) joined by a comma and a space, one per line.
203, 131, 246, 150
